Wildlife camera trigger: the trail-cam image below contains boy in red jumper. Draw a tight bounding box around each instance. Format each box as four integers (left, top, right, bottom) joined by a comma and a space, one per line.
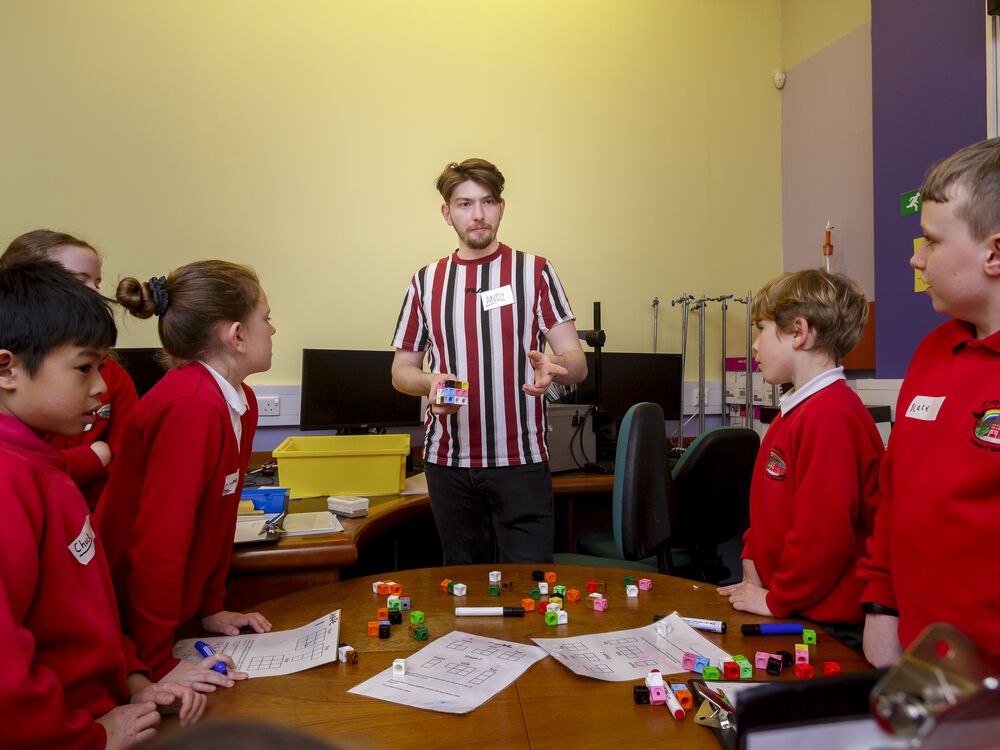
1, 229, 139, 510
860, 138, 1000, 665
0, 261, 207, 749
717, 270, 884, 632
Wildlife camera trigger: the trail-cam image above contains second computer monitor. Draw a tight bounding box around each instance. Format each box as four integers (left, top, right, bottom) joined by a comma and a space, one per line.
300, 349, 422, 431
576, 351, 682, 421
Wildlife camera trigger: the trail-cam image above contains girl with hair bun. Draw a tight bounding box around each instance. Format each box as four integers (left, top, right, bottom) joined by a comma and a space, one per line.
0, 229, 139, 509
96, 260, 276, 681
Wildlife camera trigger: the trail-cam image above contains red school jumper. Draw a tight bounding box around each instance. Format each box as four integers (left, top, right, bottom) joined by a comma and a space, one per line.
45, 357, 138, 510
859, 321, 1000, 652
742, 380, 884, 623
95, 362, 256, 679
0, 414, 147, 749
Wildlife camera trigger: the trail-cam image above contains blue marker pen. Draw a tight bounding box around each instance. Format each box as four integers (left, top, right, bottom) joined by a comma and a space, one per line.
740, 623, 803, 636
194, 640, 228, 674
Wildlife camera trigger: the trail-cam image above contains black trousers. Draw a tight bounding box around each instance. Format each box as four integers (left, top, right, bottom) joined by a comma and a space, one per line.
424, 462, 555, 565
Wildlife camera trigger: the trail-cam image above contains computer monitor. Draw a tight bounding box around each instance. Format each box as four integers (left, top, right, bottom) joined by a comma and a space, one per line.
113, 347, 168, 398
569, 351, 682, 421
300, 349, 422, 431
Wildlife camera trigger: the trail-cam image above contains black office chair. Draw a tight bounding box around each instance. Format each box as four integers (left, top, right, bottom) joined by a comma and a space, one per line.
565, 425, 760, 583
553, 402, 675, 573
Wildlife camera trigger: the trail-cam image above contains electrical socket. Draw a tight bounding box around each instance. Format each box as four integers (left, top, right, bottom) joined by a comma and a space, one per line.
257, 396, 280, 416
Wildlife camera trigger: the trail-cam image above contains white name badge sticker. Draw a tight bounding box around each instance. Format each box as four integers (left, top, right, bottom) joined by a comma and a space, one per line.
223, 471, 240, 496
480, 285, 514, 312
904, 395, 946, 421
69, 516, 96, 566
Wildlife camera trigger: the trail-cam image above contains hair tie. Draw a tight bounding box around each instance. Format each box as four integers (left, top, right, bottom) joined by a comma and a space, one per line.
148, 276, 170, 316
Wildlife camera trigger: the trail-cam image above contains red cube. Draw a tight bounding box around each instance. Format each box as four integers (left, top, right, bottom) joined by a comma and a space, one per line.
723, 661, 741, 679
823, 661, 842, 677
794, 663, 814, 679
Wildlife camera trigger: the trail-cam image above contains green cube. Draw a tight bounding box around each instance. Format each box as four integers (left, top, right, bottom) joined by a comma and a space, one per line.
553, 585, 567, 597
447, 582, 456, 594
544, 611, 559, 626
488, 583, 500, 597
409, 611, 425, 625
803, 628, 817, 645
739, 662, 752, 679
388, 599, 402, 611
529, 588, 541, 601
411, 625, 428, 641
623, 576, 634, 586
702, 666, 721, 680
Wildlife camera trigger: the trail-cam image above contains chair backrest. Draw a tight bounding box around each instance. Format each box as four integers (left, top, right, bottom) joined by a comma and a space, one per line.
612, 402, 676, 560
670, 426, 760, 546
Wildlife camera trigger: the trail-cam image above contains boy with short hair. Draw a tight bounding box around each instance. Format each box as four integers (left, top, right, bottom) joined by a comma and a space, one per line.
0, 261, 205, 749
717, 269, 884, 629
860, 138, 1000, 665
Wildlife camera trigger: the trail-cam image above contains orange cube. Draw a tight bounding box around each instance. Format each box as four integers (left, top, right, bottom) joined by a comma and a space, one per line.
439, 578, 452, 591
377, 607, 389, 620
367, 621, 379, 636
521, 598, 536, 612
566, 589, 581, 602
544, 571, 557, 584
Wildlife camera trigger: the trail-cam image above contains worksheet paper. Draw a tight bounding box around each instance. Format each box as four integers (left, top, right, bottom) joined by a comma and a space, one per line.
348, 630, 547, 714
234, 511, 344, 543
532, 613, 732, 681
172, 610, 341, 678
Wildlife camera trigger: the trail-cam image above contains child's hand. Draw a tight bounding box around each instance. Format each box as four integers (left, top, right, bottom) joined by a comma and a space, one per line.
131, 681, 206, 726
863, 613, 903, 667
90, 440, 112, 467
522, 350, 568, 397
202, 610, 272, 636
97, 702, 161, 749
716, 580, 773, 616
162, 654, 248, 691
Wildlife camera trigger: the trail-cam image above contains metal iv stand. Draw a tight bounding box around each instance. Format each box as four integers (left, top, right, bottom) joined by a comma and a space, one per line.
670, 294, 694, 447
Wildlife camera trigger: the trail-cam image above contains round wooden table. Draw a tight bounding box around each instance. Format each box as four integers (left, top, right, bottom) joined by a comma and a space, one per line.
190, 563, 870, 749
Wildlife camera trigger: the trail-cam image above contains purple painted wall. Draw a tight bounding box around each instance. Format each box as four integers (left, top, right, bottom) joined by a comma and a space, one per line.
872, 0, 986, 377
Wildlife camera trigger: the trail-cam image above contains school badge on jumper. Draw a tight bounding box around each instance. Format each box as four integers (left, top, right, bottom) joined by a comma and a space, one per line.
971, 405, 1000, 448
96, 404, 111, 420
764, 448, 786, 480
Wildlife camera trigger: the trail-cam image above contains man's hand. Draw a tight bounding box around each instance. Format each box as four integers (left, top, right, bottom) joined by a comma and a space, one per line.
522, 351, 569, 397
202, 610, 272, 637
162, 653, 247, 691
428, 372, 462, 416
863, 613, 903, 667
97, 703, 161, 750
716, 580, 774, 616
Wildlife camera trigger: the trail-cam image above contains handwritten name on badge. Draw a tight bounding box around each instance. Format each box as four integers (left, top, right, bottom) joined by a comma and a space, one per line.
904, 395, 945, 421
223, 471, 240, 496
480, 285, 514, 312
69, 516, 96, 565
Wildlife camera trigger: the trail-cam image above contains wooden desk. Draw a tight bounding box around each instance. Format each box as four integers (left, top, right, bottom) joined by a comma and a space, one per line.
227, 474, 614, 609
199, 563, 869, 749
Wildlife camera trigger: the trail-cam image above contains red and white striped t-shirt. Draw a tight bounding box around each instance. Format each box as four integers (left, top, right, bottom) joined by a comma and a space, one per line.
392, 243, 576, 468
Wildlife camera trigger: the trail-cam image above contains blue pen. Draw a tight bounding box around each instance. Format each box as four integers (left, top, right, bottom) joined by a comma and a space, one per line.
740, 623, 803, 636
194, 640, 228, 674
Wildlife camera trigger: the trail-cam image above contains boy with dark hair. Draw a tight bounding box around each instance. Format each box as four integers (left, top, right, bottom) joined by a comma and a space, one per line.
718, 269, 884, 631
860, 137, 1000, 665
0, 261, 207, 749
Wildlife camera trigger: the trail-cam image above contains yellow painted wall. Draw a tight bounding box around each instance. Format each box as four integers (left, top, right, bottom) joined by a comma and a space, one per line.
781, 0, 870, 69
0, 0, 781, 385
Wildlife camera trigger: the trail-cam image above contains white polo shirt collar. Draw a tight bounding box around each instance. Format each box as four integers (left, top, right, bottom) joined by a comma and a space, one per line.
198, 361, 248, 444
778, 366, 845, 417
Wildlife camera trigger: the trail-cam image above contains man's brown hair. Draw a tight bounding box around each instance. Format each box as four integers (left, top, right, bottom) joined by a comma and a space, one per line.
435, 158, 505, 203
922, 137, 1000, 241
751, 269, 868, 363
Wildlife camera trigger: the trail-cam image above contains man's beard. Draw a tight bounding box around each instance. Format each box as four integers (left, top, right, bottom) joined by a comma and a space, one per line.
463, 225, 495, 250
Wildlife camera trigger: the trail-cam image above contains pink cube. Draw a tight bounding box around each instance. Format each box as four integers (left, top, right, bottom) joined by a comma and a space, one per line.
638, 578, 653, 591
649, 685, 667, 705
682, 652, 698, 671
754, 651, 771, 669
592, 597, 608, 611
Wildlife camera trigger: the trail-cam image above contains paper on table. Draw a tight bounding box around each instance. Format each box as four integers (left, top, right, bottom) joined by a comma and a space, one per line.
348, 630, 546, 714
532, 612, 732, 682
173, 610, 341, 678
400, 472, 427, 495
233, 511, 343, 543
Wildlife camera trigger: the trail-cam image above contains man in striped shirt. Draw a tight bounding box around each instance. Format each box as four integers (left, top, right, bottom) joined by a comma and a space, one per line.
391, 158, 587, 564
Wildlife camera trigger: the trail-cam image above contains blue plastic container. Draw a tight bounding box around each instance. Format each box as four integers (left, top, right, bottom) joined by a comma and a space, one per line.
241, 487, 289, 513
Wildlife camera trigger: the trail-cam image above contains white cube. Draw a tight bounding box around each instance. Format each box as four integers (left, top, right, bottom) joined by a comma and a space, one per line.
372, 580, 384, 593
538, 582, 549, 595
489, 570, 501, 583
338, 645, 354, 663
392, 658, 406, 676
452, 583, 467, 596
625, 584, 639, 598
645, 669, 665, 688
557, 610, 568, 625
655, 620, 672, 637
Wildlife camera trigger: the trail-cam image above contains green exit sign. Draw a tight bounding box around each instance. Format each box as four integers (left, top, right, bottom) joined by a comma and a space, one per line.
900, 189, 921, 216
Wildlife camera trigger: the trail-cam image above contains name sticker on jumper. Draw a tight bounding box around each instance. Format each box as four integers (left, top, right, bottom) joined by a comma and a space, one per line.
480, 285, 514, 312
69, 516, 96, 566
223, 471, 240, 496
904, 395, 946, 421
